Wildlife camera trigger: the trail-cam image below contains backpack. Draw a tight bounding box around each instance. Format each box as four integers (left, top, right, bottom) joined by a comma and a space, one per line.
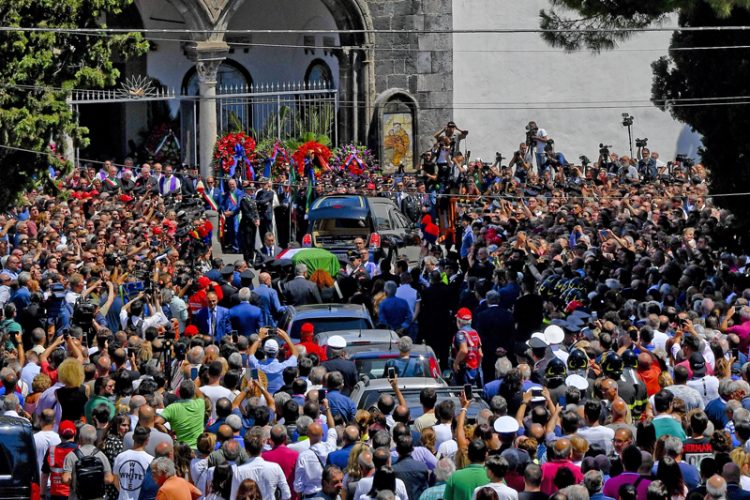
73, 447, 106, 500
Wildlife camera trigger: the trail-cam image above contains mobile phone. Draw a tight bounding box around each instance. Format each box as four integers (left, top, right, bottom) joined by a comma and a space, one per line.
231, 330, 238, 343
190, 366, 198, 380
388, 367, 396, 380
599, 230, 607, 238
532, 387, 543, 398
732, 347, 739, 358
463, 384, 473, 399
250, 368, 259, 380
318, 389, 326, 402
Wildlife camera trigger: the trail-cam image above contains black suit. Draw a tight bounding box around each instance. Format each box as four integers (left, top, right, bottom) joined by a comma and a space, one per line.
255, 189, 275, 238
239, 196, 260, 262
219, 283, 238, 309
180, 175, 198, 195
284, 276, 322, 306
321, 357, 358, 393
419, 282, 454, 368
474, 305, 515, 380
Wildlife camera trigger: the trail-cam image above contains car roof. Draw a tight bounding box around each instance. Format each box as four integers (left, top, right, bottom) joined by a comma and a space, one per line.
315, 329, 398, 344
288, 303, 371, 319
355, 377, 447, 391
347, 343, 435, 356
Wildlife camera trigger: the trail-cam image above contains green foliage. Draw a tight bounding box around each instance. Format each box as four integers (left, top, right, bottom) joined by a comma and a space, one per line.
539, 0, 750, 224
227, 111, 243, 134
0, 0, 148, 209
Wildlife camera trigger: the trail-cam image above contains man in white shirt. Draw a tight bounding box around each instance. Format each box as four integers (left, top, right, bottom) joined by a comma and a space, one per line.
473, 455, 518, 500
294, 416, 338, 497
113, 426, 153, 500
395, 273, 420, 322
199, 361, 234, 420
576, 401, 615, 455
34, 409, 61, 478
232, 429, 291, 500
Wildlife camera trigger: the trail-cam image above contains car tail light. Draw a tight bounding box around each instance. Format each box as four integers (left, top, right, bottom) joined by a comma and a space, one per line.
369, 232, 381, 248
429, 357, 439, 378
31, 482, 40, 500
302, 234, 312, 247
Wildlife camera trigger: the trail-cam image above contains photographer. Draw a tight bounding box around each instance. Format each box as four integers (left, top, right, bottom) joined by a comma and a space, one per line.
508, 142, 532, 184
420, 150, 438, 189
434, 137, 453, 192
540, 142, 569, 176
637, 146, 657, 181
434, 121, 468, 156
525, 121, 551, 174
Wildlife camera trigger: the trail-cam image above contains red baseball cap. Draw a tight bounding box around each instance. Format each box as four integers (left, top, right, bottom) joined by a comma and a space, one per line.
455, 307, 472, 321
184, 325, 199, 337
59, 420, 76, 438
301, 322, 314, 336
197, 276, 211, 289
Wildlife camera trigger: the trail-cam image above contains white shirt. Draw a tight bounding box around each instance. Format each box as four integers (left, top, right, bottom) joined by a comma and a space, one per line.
113, 449, 153, 500
687, 375, 720, 406
576, 425, 615, 455
353, 475, 409, 500
294, 430, 338, 494
472, 482, 518, 500
230, 457, 291, 500
396, 284, 420, 319
436, 439, 458, 462
534, 129, 548, 155
200, 384, 234, 420
652, 330, 669, 352
34, 429, 60, 476
434, 423, 453, 450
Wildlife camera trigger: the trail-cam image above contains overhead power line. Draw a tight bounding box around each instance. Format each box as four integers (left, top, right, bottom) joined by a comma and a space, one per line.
3, 25, 750, 35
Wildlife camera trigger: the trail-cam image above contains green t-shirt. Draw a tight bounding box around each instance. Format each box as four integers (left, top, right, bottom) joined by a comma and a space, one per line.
161, 398, 205, 447
444, 464, 489, 500
653, 415, 687, 440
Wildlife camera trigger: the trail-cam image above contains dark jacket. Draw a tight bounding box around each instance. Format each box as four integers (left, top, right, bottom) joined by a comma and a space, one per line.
392, 455, 429, 500
239, 195, 260, 224
284, 276, 322, 306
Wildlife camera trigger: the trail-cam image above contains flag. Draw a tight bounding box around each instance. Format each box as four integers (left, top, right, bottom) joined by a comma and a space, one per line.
263, 158, 272, 179
305, 160, 315, 211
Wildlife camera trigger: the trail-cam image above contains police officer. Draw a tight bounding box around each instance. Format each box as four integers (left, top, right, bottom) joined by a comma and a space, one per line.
238, 184, 260, 264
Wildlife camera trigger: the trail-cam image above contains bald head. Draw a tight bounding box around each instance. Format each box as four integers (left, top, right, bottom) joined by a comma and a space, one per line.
308, 423, 323, 443
154, 441, 173, 459
529, 423, 545, 441
612, 399, 628, 420
138, 405, 156, 426
637, 353, 652, 370
129, 395, 146, 414
259, 272, 271, 285
706, 474, 726, 498
554, 438, 572, 459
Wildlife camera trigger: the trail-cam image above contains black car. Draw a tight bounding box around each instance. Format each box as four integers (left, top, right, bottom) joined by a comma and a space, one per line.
302, 195, 421, 263
0, 416, 40, 499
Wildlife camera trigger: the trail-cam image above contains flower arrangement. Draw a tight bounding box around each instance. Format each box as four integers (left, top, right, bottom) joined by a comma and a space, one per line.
292, 141, 332, 178
257, 141, 293, 180
213, 132, 257, 178
329, 144, 379, 176
145, 124, 181, 165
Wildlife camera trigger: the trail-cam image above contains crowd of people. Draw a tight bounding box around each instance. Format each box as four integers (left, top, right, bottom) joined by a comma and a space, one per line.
2, 121, 750, 500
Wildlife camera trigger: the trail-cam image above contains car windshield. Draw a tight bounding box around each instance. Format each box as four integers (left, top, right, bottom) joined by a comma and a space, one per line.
353, 355, 432, 379
290, 317, 372, 339
358, 390, 486, 420
370, 204, 392, 230
311, 196, 365, 210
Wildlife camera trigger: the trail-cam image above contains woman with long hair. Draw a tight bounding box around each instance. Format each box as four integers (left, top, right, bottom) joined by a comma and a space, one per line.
344, 443, 372, 498
421, 427, 437, 455
204, 463, 232, 500
174, 443, 193, 479
366, 466, 397, 500
99, 412, 130, 500
656, 457, 687, 500
310, 269, 338, 303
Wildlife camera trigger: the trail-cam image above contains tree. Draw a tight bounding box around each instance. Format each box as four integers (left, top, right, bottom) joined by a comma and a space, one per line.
0, 0, 148, 207
539, 1, 750, 222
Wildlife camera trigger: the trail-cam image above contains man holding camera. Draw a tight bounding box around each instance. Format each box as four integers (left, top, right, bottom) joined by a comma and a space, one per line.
434, 121, 468, 157
508, 142, 532, 184
526, 121, 551, 175
637, 146, 657, 181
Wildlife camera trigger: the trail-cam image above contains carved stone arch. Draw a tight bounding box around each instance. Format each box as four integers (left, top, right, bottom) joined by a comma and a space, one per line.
165, 0, 248, 39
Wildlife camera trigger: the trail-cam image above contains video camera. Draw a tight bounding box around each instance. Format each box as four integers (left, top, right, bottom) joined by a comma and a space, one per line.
675, 154, 694, 168
598, 144, 612, 157
635, 138, 648, 148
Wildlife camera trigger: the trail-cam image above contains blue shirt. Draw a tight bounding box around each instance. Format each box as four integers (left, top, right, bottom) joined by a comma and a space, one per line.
229, 302, 263, 336
249, 355, 298, 394
327, 443, 354, 469
378, 296, 412, 330
326, 390, 356, 422
252, 285, 286, 327
460, 226, 475, 258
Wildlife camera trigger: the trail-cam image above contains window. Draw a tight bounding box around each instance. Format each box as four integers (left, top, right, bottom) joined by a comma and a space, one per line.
182, 60, 252, 96
304, 59, 333, 87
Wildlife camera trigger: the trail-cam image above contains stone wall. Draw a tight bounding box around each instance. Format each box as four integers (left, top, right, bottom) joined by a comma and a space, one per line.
367, 0, 453, 155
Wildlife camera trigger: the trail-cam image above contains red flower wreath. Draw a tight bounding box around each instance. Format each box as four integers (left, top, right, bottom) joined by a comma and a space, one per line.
213, 132, 257, 174
292, 141, 332, 178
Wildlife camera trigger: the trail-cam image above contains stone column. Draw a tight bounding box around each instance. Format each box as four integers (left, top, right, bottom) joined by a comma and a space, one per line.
337, 49, 353, 145
189, 41, 229, 178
